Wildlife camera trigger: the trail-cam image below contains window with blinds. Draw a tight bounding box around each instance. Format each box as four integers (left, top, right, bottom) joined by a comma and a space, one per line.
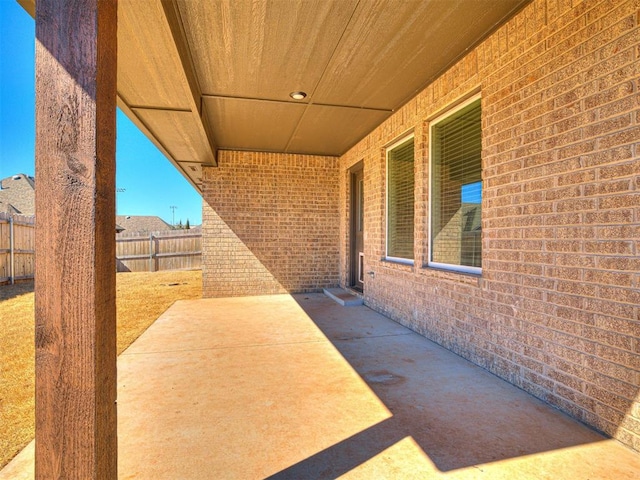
386, 136, 414, 261
430, 96, 482, 273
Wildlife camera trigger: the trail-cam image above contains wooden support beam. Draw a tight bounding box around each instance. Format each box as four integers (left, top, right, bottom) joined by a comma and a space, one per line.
34, 0, 117, 478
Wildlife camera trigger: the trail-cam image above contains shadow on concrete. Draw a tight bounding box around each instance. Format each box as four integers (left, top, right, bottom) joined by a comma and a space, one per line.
266, 418, 405, 480
281, 293, 608, 475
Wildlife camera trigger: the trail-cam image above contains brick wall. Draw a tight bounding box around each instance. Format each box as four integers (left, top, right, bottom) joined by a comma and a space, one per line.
340, 0, 640, 451
202, 150, 340, 297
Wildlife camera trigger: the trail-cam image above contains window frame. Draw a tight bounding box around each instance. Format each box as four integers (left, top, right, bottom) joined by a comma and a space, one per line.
428, 94, 482, 275
385, 133, 415, 265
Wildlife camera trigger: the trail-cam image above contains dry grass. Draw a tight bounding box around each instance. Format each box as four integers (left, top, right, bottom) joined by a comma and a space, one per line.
115, 271, 202, 354
0, 270, 202, 469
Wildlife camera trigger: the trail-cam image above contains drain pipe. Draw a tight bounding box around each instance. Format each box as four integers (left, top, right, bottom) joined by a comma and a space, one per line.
9, 216, 15, 285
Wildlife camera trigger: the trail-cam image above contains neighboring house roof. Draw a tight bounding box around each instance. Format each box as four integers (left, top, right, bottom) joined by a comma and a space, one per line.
462, 204, 482, 233
0, 177, 169, 234
115, 215, 172, 234
0, 174, 36, 216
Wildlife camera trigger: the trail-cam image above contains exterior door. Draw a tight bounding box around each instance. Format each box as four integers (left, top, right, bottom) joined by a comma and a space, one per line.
350, 166, 364, 291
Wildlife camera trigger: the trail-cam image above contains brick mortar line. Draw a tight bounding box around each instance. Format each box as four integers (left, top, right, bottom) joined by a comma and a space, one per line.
482, 221, 640, 230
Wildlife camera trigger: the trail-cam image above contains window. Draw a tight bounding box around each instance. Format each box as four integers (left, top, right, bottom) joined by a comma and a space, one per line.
386, 135, 414, 262
430, 95, 482, 274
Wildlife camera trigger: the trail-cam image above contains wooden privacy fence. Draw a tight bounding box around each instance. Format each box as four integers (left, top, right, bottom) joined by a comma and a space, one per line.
116, 229, 202, 272
0, 213, 35, 284
1, 213, 201, 283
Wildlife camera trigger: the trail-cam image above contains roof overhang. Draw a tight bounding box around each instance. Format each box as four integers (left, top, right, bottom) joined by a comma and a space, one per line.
19, 0, 531, 193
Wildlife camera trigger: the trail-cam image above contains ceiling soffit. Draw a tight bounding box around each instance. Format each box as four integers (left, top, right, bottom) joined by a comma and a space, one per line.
174, 0, 528, 158
118, 0, 192, 110
202, 96, 308, 152
177, 0, 360, 101
287, 105, 392, 156
312, 0, 513, 109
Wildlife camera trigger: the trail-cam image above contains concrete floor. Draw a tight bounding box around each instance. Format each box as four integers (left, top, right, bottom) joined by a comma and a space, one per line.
2, 293, 640, 479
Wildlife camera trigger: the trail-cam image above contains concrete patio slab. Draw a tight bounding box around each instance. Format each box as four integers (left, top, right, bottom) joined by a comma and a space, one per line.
2, 293, 640, 479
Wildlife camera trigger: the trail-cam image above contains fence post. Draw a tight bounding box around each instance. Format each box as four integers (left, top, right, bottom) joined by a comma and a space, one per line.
149, 233, 154, 272
9, 216, 15, 285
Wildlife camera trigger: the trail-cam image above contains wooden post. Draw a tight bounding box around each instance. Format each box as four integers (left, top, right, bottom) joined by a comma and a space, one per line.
34, 0, 117, 478
149, 233, 155, 272
9, 216, 14, 285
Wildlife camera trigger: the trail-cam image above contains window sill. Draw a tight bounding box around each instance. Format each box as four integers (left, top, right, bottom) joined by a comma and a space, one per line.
426, 261, 480, 275
382, 257, 414, 267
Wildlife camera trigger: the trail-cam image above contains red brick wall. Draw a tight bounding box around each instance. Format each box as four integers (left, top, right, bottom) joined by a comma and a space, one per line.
340, 0, 640, 450
202, 150, 340, 297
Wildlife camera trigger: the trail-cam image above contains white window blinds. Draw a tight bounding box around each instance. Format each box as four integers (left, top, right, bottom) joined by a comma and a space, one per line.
387, 137, 415, 260
431, 98, 482, 271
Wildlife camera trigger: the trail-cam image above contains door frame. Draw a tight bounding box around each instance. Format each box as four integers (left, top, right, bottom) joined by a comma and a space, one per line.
349, 162, 364, 291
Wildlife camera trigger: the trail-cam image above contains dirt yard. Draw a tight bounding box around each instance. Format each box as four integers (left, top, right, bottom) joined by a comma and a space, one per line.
0, 270, 202, 469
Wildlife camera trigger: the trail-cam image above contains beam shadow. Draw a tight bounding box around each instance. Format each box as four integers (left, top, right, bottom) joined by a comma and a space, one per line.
266, 417, 407, 480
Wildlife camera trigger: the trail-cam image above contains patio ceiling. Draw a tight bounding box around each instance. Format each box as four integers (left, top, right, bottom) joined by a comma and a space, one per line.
19, 0, 530, 192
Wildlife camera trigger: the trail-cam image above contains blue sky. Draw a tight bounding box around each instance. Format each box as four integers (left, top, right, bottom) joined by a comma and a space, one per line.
0, 1, 203, 226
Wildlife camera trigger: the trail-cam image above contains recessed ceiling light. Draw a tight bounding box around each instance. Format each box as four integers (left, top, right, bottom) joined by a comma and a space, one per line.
289, 91, 307, 100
